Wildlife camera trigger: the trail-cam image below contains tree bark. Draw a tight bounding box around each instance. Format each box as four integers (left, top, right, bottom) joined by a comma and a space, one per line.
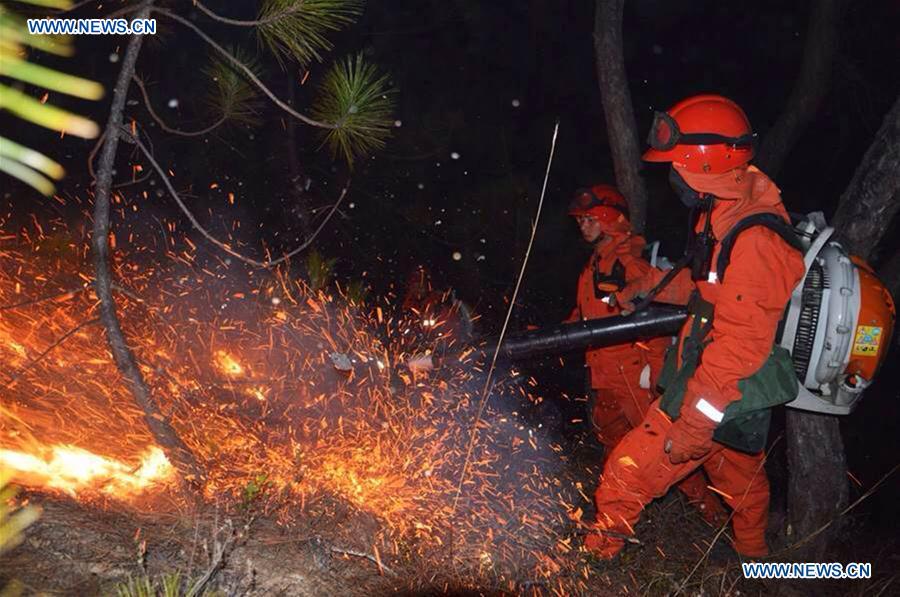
831, 94, 900, 260
786, 93, 900, 558
755, 0, 841, 177
92, 2, 204, 486
592, 0, 649, 233
785, 411, 848, 559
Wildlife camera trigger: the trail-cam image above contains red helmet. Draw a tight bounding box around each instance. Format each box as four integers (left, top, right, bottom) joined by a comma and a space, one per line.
568, 184, 629, 224
643, 94, 755, 173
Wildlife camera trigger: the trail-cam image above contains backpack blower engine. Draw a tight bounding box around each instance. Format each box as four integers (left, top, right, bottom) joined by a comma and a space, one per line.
776, 214, 895, 414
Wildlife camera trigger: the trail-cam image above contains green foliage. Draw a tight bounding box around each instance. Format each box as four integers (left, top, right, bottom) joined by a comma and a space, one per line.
0, 0, 102, 195
0, 471, 41, 557
257, 0, 364, 66
311, 52, 395, 167
344, 279, 369, 305
240, 473, 269, 510
202, 47, 264, 128
112, 572, 221, 597
1, 470, 42, 597
305, 249, 337, 291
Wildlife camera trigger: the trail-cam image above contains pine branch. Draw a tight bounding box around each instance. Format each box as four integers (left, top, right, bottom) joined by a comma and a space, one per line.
152, 7, 336, 129
133, 75, 227, 137
201, 47, 264, 127
127, 125, 348, 268
257, 0, 364, 66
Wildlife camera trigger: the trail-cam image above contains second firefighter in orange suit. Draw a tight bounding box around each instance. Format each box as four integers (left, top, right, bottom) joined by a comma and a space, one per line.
584, 94, 807, 559
567, 185, 725, 524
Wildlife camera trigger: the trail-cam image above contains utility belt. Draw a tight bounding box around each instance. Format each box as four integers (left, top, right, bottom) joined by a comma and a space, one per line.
656, 292, 798, 453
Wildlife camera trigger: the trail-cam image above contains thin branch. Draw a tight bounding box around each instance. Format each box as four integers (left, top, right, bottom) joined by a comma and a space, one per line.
329, 546, 396, 576
128, 125, 347, 268
4, 316, 100, 387
192, 0, 302, 27
451, 121, 560, 514
0, 281, 146, 312
0, 285, 87, 311
87, 129, 106, 181
102, 0, 151, 20
187, 516, 253, 596
53, 0, 102, 14
152, 8, 336, 130
133, 75, 228, 137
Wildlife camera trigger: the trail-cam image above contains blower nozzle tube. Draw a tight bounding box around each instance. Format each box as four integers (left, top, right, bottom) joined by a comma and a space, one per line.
496, 304, 688, 361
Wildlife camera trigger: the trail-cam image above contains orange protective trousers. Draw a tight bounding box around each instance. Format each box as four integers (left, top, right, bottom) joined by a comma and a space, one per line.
595, 405, 770, 556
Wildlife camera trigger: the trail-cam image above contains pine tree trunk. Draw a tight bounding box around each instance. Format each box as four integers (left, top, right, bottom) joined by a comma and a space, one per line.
831, 94, 900, 260
755, 0, 841, 177
592, 0, 649, 233
786, 93, 900, 557
92, 2, 203, 487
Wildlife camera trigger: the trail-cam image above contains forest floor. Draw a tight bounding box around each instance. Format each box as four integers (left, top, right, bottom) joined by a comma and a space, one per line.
4, 443, 897, 597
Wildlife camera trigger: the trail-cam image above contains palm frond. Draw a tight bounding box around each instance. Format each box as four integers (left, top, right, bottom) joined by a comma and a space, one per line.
0, 9, 71, 56
0, 470, 41, 556
0, 135, 64, 195
0, 0, 101, 195
311, 53, 394, 167
0, 55, 102, 99
257, 0, 364, 66
13, 0, 71, 8
202, 47, 264, 128
0, 84, 99, 138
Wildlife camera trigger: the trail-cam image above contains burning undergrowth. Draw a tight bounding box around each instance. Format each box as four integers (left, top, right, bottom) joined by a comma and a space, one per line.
0, 217, 591, 590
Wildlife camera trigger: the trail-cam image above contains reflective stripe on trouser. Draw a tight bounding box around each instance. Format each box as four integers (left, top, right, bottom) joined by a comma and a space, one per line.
593, 403, 769, 558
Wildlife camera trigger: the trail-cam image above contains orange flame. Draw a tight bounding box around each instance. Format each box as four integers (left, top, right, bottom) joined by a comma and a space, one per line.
0, 444, 175, 497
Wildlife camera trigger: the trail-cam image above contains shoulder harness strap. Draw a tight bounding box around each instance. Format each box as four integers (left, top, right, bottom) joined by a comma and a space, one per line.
716, 213, 805, 283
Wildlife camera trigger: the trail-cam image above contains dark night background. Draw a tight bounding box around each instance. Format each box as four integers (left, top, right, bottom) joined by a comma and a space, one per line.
4, 0, 899, 555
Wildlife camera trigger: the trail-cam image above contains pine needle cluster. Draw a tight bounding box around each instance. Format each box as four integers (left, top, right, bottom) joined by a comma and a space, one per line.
257, 0, 364, 66
311, 53, 395, 167
202, 47, 264, 128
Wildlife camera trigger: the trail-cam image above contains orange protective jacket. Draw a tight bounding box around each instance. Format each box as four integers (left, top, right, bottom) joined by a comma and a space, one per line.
587, 165, 805, 560
569, 233, 671, 399
675, 164, 806, 417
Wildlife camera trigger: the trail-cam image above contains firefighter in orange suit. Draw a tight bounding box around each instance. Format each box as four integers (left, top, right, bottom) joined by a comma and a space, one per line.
584, 95, 806, 559
568, 184, 725, 524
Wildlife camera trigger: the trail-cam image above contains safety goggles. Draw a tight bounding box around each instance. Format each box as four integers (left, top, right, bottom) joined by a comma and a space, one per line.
568, 189, 629, 220
647, 111, 756, 152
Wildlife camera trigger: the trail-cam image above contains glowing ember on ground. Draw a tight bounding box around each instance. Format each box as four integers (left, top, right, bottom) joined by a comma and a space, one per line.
214, 350, 245, 376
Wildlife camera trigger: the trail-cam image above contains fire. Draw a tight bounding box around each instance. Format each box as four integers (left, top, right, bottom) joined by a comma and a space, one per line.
0, 444, 174, 497
0, 217, 586, 589
214, 350, 244, 376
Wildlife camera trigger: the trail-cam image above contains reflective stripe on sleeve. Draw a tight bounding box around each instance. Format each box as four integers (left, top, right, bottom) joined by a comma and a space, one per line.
695, 398, 724, 423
